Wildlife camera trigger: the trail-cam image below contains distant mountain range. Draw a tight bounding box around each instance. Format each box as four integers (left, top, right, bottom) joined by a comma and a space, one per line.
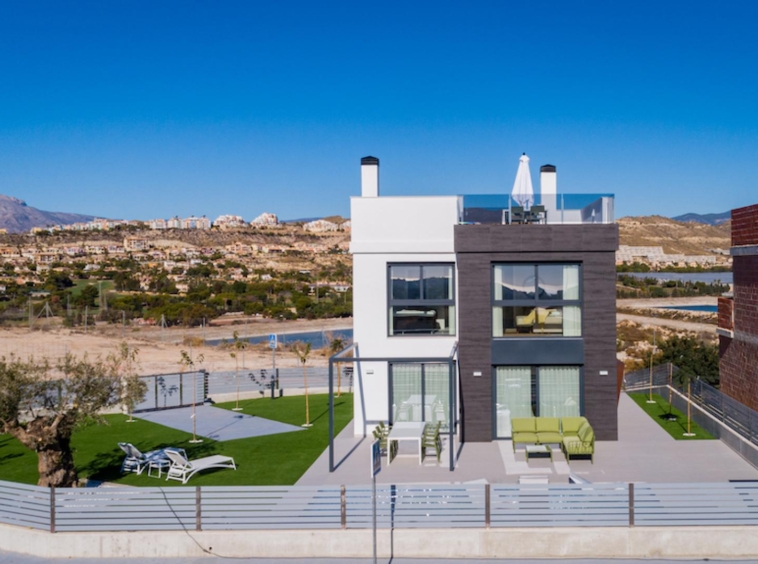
671, 211, 730, 226
0, 195, 95, 233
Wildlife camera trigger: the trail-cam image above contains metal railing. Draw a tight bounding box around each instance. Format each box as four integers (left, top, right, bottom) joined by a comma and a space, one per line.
624, 363, 758, 449
3, 479, 758, 533
134, 371, 207, 412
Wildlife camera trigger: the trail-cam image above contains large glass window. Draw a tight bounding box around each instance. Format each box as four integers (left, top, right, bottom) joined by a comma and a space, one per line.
493, 263, 581, 337
389, 264, 455, 336
494, 365, 581, 438
390, 363, 452, 431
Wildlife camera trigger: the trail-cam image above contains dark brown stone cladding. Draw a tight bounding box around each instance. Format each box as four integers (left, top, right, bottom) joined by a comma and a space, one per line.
454, 223, 620, 442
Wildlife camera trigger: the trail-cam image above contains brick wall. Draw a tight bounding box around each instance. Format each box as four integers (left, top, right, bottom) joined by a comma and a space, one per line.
718, 296, 734, 331
720, 336, 758, 412
732, 255, 758, 338
732, 203, 758, 246
719, 203, 758, 410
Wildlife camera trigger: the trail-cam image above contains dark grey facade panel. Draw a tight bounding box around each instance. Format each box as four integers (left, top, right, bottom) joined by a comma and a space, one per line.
454, 224, 619, 254
455, 223, 619, 442
491, 339, 584, 365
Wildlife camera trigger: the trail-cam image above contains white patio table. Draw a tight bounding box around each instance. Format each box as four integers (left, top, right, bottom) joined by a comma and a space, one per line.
387, 421, 426, 465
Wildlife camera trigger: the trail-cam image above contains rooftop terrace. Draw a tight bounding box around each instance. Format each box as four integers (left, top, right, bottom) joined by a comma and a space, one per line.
461, 193, 615, 225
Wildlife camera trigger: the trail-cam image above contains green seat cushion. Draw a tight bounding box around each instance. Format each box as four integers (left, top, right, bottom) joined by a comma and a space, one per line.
561, 417, 588, 436
536, 431, 563, 444
535, 417, 560, 433
577, 421, 595, 443
512, 432, 539, 444
562, 436, 593, 454
511, 418, 536, 433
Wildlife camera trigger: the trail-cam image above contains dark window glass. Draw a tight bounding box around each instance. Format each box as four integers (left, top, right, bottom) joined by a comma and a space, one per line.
389, 264, 455, 337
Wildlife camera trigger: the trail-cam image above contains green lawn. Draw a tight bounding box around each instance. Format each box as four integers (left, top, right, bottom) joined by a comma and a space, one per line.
0, 393, 353, 486
629, 392, 714, 440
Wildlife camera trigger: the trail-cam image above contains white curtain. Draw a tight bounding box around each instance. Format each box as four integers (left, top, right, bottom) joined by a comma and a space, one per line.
563, 265, 579, 299
495, 367, 532, 437
538, 366, 580, 418
563, 306, 582, 336
492, 307, 503, 337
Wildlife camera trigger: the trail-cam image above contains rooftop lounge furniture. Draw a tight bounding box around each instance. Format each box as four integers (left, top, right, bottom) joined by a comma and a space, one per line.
165, 450, 237, 484
511, 206, 525, 223
511, 416, 594, 463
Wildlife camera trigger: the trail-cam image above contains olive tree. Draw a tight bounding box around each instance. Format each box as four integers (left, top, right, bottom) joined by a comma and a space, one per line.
0, 353, 123, 487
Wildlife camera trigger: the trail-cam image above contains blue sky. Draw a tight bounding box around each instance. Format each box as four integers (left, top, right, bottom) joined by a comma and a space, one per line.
0, 1, 756, 221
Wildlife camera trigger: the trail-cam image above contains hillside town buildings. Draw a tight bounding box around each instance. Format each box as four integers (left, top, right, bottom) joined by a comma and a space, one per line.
616, 245, 723, 268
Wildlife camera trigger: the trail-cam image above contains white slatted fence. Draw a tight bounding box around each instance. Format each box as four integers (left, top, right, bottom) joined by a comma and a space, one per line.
2, 479, 758, 532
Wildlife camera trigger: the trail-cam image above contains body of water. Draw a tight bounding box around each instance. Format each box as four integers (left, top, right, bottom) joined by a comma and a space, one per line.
620, 272, 732, 284
208, 328, 353, 348
656, 305, 718, 313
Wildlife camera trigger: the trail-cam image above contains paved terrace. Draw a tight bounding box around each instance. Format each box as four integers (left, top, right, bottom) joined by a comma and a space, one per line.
298, 393, 758, 485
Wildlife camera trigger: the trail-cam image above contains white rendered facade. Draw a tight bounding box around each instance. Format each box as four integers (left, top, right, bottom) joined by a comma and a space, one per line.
350, 164, 461, 436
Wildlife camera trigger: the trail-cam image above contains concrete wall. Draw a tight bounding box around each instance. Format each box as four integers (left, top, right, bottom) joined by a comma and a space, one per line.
5, 523, 758, 560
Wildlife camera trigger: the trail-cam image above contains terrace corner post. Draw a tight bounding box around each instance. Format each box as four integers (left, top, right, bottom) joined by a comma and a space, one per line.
49, 486, 55, 534
329, 358, 334, 472
448, 358, 455, 471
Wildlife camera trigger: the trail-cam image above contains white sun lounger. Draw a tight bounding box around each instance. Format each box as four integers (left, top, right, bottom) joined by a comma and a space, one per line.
165, 450, 237, 484
118, 442, 163, 475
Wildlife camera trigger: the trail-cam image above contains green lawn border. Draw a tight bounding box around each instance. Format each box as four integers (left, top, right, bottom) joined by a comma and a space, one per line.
628, 392, 714, 440
0, 392, 353, 486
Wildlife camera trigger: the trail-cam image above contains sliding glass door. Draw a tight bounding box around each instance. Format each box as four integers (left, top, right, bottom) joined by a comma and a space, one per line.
493, 365, 581, 438
390, 362, 452, 431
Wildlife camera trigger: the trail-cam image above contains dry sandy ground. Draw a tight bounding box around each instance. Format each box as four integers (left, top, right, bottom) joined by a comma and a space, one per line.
0, 317, 352, 375
2, 298, 717, 374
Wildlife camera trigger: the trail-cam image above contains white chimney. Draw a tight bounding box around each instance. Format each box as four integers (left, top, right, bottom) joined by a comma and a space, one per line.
361, 156, 379, 197
540, 164, 557, 223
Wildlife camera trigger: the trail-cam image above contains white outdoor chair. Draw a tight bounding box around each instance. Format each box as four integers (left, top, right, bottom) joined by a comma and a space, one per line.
118, 442, 163, 475
165, 450, 237, 484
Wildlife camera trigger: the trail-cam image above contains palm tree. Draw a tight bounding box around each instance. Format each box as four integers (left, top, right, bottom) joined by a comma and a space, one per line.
180, 349, 204, 443
674, 363, 697, 437
329, 336, 345, 397
231, 331, 246, 411
293, 342, 312, 427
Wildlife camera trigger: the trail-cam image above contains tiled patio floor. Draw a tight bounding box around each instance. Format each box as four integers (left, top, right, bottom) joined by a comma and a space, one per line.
297, 393, 758, 485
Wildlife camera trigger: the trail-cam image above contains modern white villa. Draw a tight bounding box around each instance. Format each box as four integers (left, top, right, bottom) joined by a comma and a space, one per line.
335, 156, 619, 471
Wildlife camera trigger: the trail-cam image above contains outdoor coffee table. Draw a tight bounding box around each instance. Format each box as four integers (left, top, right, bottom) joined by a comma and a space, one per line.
525, 444, 552, 462
146, 447, 186, 478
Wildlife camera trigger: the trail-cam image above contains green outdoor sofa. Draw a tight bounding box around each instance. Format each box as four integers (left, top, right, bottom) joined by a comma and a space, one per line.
511, 416, 594, 463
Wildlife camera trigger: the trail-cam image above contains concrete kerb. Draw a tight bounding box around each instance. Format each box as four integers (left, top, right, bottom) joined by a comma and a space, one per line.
3, 524, 758, 559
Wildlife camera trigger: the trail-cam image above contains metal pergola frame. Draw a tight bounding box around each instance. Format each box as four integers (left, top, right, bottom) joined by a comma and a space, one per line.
328, 342, 459, 472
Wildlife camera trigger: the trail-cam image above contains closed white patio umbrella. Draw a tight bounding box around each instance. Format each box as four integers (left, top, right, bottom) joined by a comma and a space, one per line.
511, 153, 534, 210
